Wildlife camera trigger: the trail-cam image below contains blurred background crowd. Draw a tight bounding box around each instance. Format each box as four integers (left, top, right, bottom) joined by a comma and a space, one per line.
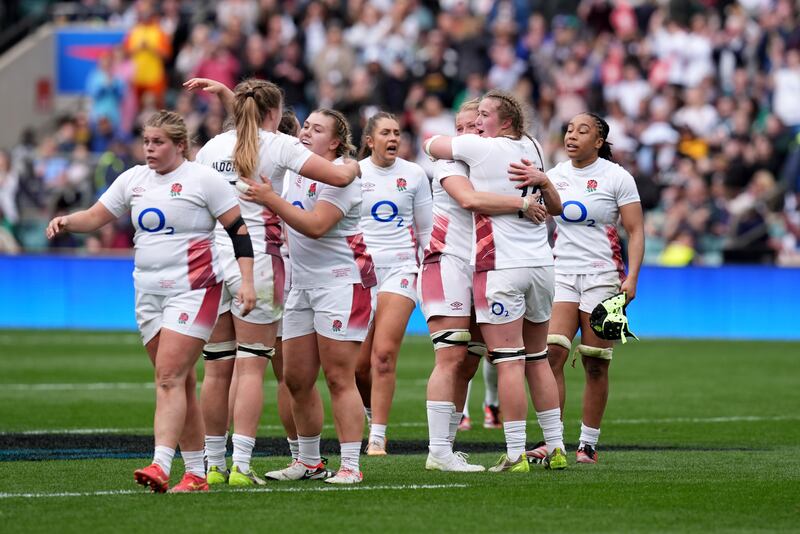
1, 0, 799, 266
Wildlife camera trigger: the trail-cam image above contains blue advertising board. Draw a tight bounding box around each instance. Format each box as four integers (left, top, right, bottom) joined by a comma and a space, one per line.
56, 28, 125, 94
2, 255, 798, 340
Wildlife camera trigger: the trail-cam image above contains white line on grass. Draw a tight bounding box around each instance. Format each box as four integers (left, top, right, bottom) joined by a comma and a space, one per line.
0, 483, 469, 500
5, 415, 798, 436
0, 334, 141, 346
2, 383, 155, 391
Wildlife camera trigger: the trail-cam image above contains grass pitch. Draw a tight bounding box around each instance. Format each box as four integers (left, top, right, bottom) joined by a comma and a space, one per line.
0, 331, 798, 532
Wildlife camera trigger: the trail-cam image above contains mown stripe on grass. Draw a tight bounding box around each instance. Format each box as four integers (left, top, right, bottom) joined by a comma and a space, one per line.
0, 483, 469, 499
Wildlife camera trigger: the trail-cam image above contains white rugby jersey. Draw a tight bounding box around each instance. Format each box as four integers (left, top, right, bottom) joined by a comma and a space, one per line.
195, 130, 312, 256
283, 158, 377, 289
99, 161, 238, 295
547, 158, 640, 275
358, 157, 433, 269
423, 159, 472, 263
451, 134, 552, 271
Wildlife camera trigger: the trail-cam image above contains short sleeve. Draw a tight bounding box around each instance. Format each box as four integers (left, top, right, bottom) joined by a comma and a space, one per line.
194, 142, 210, 166
98, 167, 134, 217
615, 168, 641, 207
451, 134, 489, 167
273, 133, 313, 176
433, 159, 469, 185
200, 167, 239, 217
318, 180, 360, 216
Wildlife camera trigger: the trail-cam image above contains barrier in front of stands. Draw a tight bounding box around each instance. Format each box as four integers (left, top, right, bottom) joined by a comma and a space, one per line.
2, 255, 798, 340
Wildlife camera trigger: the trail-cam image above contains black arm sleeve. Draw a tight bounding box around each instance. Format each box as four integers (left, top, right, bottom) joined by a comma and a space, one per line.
225, 216, 254, 258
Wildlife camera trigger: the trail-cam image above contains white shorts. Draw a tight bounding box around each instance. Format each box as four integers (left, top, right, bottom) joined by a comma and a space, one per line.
276, 255, 291, 338
473, 266, 554, 325
418, 255, 472, 320
135, 283, 223, 345
375, 265, 417, 303
282, 283, 375, 342
219, 251, 285, 324
554, 271, 623, 313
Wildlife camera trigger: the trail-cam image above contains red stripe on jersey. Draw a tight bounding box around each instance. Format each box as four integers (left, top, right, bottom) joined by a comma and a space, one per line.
606, 225, 627, 282
194, 282, 223, 330
348, 283, 372, 330
263, 207, 282, 256
346, 233, 377, 288
187, 239, 216, 289
472, 270, 489, 312
423, 214, 449, 264
420, 261, 445, 304
473, 214, 496, 272
271, 254, 285, 307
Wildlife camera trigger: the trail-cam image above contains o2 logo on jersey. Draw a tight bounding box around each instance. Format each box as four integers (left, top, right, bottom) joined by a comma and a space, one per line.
371, 200, 404, 227
138, 207, 175, 234
491, 302, 509, 317
292, 201, 305, 210
560, 200, 595, 227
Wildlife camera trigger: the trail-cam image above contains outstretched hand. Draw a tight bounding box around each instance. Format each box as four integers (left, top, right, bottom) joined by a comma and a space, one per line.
508, 158, 548, 190
238, 176, 275, 205
183, 77, 229, 95
45, 216, 69, 239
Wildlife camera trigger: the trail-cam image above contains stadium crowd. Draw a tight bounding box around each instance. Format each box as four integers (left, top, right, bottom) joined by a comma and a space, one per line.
1, 0, 800, 265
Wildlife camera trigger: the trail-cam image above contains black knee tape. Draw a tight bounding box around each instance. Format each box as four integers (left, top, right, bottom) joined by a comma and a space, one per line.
489, 347, 526, 364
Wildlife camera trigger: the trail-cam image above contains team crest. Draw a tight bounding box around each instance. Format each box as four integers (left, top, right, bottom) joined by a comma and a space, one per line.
178, 312, 189, 325
332, 319, 343, 332
307, 183, 317, 197
586, 179, 598, 193
396, 177, 407, 191
170, 183, 183, 197
400, 278, 409, 289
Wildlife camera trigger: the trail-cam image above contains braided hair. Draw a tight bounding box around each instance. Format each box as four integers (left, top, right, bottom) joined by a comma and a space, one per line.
583, 112, 614, 160
317, 108, 356, 158
481, 89, 527, 140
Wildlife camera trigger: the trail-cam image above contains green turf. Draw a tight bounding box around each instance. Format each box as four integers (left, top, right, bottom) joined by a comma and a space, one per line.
1, 331, 799, 532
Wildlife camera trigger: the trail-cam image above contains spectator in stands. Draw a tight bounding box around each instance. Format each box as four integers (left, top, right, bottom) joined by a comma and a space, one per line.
124, 0, 171, 108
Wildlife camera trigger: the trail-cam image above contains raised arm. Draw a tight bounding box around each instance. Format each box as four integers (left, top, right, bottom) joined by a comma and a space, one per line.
424, 135, 455, 161
239, 177, 345, 238
183, 77, 236, 114
46, 202, 116, 239
297, 155, 360, 188
619, 202, 645, 302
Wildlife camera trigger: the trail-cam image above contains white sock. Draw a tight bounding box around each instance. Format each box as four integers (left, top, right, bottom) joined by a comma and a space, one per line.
537, 408, 565, 454
340, 441, 361, 472
152, 445, 175, 476
503, 420, 526, 462
579, 422, 601, 448
204, 434, 228, 471
449, 411, 462, 446
287, 437, 299, 460
232, 433, 256, 473
298, 434, 321, 466
369, 423, 387, 444
427, 400, 454, 458
181, 449, 205, 477
463, 380, 472, 419
365, 407, 372, 426
483, 358, 498, 406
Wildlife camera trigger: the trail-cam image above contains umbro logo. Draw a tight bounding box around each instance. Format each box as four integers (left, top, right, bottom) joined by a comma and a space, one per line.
133, 186, 145, 195
555, 182, 569, 190
450, 301, 464, 310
